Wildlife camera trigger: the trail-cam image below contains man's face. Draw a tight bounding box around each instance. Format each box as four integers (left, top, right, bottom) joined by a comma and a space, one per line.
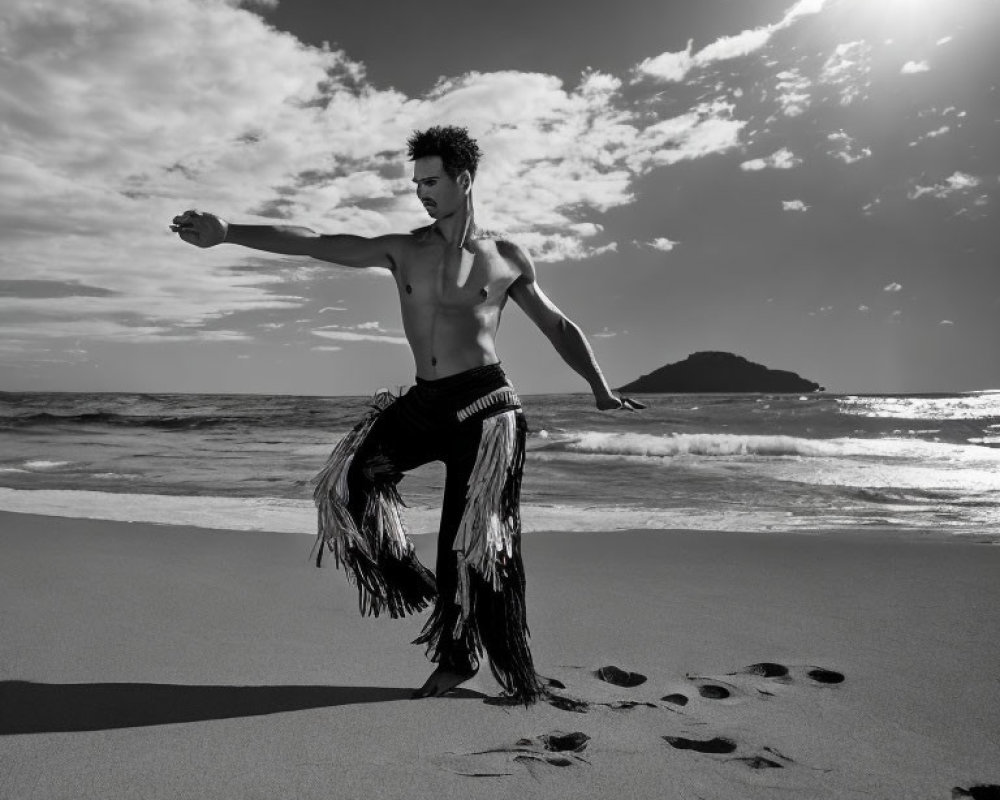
412, 156, 467, 219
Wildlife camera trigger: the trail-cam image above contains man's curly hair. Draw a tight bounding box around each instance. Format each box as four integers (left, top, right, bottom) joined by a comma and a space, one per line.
406, 125, 482, 181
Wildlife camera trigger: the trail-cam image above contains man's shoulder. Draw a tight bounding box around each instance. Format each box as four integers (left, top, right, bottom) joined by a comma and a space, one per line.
408, 224, 436, 244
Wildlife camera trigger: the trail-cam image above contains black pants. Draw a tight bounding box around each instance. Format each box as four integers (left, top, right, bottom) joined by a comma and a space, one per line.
314, 363, 544, 702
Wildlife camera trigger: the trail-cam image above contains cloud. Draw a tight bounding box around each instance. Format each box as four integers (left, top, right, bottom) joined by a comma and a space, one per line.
908, 171, 981, 200
592, 327, 618, 338
511, 232, 618, 263
782, 199, 809, 212
883, 283, 902, 292
909, 125, 950, 146
740, 147, 802, 171
637, 237, 679, 252
775, 69, 812, 117
635, 0, 827, 83
858, 305, 870, 312
1, 0, 770, 353
826, 130, 872, 164
311, 323, 407, 345
907, 172, 990, 218
939, 319, 954, 325
936, 36, 953, 46
819, 41, 871, 106
901, 60, 931, 75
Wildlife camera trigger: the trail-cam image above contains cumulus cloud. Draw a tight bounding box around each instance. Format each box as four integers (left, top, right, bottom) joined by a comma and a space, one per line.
647, 237, 679, 252
826, 130, 872, 164
908, 171, 981, 200
782, 199, 809, 212
884, 282, 902, 292
907, 172, 990, 218
901, 60, 930, 75
740, 148, 802, 171
635, 0, 828, 83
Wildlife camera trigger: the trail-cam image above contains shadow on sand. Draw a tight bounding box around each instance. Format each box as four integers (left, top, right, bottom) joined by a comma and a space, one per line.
0, 680, 487, 735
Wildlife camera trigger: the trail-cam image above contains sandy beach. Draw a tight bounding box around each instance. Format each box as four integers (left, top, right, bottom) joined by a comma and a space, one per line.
2, 511, 998, 799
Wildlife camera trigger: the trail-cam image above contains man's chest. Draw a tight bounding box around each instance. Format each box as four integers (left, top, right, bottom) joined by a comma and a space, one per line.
398, 244, 517, 308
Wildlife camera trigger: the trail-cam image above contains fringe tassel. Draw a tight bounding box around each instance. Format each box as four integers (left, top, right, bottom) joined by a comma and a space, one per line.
452, 411, 518, 629
311, 389, 435, 619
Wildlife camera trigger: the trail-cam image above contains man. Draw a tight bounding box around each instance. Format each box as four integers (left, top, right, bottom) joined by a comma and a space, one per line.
171, 125, 643, 704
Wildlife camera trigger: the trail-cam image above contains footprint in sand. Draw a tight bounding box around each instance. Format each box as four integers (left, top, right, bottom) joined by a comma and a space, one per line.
727, 661, 845, 685
663, 663, 845, 711
953, 786, 1000, 800
594, 665, 647, 688
669, 676, 752, 706
661, 693, 689, 706
435, 730, 591, 777
530, 665, 656, 714
663, 736, 795, 771
805, 666, 845, 684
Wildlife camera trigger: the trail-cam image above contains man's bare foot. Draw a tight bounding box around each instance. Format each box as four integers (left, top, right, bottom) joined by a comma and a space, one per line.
411, 664, 478, 699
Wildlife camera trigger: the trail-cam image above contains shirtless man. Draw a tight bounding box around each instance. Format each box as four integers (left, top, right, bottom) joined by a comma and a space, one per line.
171, 125, 642, 704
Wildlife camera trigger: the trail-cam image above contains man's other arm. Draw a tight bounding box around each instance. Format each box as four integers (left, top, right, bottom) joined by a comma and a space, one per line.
503, 241, 624, 409
171, 209, 402, 270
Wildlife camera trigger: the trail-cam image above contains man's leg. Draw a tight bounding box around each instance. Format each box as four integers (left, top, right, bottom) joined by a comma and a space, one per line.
410, 440, 482, 698
315, 394, 438, 619
412, 411, 544, 702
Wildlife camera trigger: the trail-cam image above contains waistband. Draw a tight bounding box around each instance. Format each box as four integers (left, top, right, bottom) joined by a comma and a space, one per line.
414, 362, 507, 392
407, 362, 520, 422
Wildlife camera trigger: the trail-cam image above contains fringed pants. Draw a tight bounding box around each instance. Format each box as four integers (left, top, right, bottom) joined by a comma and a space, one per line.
313, 363, 544, 703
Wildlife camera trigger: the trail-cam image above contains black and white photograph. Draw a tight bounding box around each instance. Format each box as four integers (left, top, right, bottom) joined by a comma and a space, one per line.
2, 0, 999, 797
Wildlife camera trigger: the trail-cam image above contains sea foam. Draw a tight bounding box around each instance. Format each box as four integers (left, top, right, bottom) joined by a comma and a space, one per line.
0, 487, 942, 535
531, 431, 1000, 463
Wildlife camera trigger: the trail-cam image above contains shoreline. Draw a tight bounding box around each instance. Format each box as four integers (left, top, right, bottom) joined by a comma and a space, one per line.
1, 493, 997, 542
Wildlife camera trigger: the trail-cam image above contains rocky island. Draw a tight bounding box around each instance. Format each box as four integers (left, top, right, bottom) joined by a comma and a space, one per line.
617, 351, 824, 393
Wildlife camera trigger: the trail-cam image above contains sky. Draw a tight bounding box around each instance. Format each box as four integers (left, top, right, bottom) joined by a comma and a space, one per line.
1, 0, 998, 395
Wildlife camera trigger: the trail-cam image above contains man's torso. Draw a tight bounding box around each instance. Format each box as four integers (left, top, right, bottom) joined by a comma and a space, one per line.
392, 227, 523, 380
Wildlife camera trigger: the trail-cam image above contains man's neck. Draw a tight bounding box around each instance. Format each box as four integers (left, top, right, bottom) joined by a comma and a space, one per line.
433, 199, 477, 250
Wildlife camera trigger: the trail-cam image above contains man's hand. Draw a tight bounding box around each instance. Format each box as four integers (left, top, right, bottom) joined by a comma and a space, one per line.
596, 393, 647, 411
170, 209, 228, 248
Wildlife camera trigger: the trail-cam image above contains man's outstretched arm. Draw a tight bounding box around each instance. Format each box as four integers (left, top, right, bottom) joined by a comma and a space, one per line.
504, 241, 644, 411
170, 209, 402, 270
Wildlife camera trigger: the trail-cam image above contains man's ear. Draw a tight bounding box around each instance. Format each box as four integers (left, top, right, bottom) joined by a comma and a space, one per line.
458, 171, 472, 192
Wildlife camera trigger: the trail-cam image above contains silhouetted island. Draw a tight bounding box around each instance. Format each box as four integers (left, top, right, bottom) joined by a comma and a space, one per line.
618, 351, 824, 393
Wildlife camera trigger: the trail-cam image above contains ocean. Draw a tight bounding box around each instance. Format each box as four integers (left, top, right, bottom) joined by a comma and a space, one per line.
1, 390, 998, 537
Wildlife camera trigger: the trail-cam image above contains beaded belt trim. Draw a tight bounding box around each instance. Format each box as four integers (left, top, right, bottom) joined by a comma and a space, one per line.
455, 387, 520, 422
